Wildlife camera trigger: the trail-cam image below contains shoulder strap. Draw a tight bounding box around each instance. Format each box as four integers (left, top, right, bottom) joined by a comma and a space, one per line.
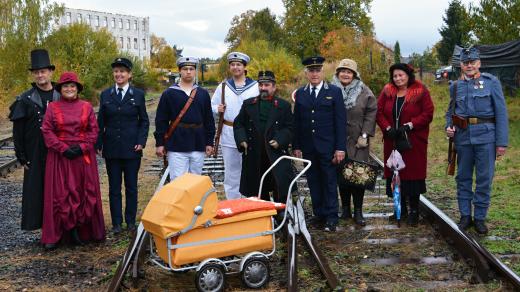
163, 88, 198, 143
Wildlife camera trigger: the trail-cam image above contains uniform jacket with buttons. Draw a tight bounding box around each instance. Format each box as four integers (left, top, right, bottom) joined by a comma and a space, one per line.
233, 96, 294, 199
445, 72, 508, 147
293, 82, 347, 155
96, 85, 149, 159
154, 85, 215, 152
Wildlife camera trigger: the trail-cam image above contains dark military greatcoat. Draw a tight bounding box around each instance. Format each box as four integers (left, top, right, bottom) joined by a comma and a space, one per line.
234, 96, 294, 203
9, 84, 60, 230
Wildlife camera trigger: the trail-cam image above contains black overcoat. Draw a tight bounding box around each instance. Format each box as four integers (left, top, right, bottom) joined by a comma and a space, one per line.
234, 96, 295, 203
8, 84, 60, 230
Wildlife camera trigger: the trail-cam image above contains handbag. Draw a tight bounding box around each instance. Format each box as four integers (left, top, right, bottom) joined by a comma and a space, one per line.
395, 131, 412, 152
337, 157, 381, 191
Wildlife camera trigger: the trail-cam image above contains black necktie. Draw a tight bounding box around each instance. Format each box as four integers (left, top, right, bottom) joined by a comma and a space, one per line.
117, 88, 123, 100
311, 86, 317, 98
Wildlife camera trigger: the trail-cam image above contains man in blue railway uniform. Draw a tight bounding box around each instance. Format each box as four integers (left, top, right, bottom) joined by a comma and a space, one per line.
293, 56, 347, 232
154, 57, 215, 181
212, 52, 259, 200
445, 47, 509, 234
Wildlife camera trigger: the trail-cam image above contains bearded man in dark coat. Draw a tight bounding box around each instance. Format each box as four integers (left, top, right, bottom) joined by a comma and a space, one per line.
234, 71, 294, 203
8, 49, 59, 230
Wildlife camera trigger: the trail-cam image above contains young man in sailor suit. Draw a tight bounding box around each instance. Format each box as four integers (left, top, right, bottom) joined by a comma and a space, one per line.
212, 52, 259, 199
155, 57, 215, 181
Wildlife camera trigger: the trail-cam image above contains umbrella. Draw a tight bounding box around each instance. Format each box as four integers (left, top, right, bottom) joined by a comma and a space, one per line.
386, 150, 406, 226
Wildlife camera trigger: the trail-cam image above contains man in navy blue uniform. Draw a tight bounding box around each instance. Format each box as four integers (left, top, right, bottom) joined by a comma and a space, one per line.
446, 47, 509, 234
293, 56, 347, 232
154, 57, 215, 181
97, 57, 150, 233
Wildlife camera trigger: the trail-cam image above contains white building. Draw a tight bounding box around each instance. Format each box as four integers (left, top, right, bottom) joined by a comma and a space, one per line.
58, 8, 150, 60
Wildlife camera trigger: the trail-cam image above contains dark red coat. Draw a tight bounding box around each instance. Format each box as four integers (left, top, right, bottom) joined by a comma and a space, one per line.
376, 80, 434, 180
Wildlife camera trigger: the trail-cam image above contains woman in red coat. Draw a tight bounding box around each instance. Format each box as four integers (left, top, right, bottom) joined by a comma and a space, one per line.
41, 72, 106, 249
376, 63, 434, 226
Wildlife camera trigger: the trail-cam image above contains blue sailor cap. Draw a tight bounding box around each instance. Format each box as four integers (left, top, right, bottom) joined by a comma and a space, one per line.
227, 51, 250, 65
176, 56, 199, 68
302, 56, 325, 68
460, 47, 480, 62
111, 57, 133, 70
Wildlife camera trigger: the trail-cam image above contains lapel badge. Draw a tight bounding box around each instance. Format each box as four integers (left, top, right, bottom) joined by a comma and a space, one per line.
325, 96, 332, 100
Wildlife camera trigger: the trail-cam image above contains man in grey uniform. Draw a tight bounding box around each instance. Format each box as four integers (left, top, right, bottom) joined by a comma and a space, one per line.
445, 47, 509, 234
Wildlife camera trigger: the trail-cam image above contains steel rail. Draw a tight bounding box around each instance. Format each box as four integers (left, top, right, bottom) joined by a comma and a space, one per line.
370, 151, 520, 289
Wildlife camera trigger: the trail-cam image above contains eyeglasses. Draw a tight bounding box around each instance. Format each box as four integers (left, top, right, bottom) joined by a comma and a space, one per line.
462, 60, 478, 66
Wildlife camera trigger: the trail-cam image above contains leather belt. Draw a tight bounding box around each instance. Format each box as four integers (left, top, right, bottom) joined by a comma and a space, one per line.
177, 122, 203, 129
223, 120, 234, 127
468, 117, 495, 125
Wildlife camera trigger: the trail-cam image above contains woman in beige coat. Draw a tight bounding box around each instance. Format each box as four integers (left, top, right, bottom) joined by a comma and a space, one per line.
332, 59, 377, 226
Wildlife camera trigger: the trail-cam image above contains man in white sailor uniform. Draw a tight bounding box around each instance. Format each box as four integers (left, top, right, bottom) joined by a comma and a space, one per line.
155, 57, 215, 181
211, 52, 259, 199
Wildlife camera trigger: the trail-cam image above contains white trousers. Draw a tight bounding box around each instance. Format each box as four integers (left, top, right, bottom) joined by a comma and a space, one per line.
167, 151, 205, 182
222, 145, 242, 199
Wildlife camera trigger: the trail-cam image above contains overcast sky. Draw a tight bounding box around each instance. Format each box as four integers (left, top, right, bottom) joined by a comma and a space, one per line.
59, 0, 477, 59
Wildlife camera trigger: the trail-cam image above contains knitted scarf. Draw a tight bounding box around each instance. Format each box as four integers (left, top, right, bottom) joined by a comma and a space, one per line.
332, 76, 363, 110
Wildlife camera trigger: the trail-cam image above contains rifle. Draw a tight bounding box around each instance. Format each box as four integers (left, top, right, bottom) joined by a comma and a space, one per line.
213, 82, 226, 158
446, 81, 458, 176
446, 137, 456, 175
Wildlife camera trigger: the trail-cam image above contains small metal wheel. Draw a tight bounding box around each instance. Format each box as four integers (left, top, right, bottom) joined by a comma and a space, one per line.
240, 257, 270, 289
195, 263, 225, 292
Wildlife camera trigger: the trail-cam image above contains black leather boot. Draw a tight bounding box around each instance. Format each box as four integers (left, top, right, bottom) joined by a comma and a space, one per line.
353, 189, 366, 226
458, 216, 473, 230
339, 187, 352, 220
407, 193, 420, 227
474, 219, 488, 234
71, 228, 85, 246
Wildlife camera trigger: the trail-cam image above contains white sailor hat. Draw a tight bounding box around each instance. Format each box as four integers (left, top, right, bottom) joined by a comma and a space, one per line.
227, 51, 250, 65
176, 56, 199, 68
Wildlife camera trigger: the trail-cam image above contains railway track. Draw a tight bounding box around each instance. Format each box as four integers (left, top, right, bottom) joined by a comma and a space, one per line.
138, 151, 520, 290
0, 97, 158, 178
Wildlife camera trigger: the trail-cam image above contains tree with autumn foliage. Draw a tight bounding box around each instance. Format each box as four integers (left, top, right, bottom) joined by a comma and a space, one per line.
320, 26, 391, 93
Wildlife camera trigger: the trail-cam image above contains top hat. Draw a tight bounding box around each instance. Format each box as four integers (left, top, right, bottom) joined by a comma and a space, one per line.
29, 49, 55, 71
302, 56, 325, 68
257, 70, 276, 83
56, 71, 84, 93
460, 47, 480, 62
335, 58, 360, 78
111, 57, 133, 70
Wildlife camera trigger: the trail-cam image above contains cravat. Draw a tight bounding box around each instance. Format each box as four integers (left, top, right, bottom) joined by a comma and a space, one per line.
311, 86, 317, 98
117, 88, 123, 100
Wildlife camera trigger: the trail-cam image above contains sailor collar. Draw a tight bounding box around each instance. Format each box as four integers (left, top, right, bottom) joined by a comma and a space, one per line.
225, 77, 257, 96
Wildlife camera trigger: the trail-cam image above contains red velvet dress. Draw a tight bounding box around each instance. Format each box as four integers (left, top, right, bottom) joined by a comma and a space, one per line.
41, 98, 106, 244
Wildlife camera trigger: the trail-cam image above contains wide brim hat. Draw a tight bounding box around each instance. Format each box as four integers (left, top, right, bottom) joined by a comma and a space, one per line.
257, 70, 276, 83
335, 58, 360, 78
28, 49, 55, 71
111, 57, 133, 70
302, 56, 325, 68
56, 71, 83, 93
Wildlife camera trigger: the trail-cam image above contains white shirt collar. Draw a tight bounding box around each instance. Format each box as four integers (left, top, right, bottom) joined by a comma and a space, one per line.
115, 83, 130, 98
309, 81, 324, 96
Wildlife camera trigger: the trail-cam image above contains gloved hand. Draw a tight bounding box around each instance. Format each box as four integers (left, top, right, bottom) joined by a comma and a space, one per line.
63, 145, 83, 160
397, 124, 411, 136
386, 127, 398, 140
269, 140, 279, 149
355, 136, 368, 148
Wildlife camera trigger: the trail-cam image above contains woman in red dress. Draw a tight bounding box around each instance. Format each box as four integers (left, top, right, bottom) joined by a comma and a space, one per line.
41, 72, 105, 249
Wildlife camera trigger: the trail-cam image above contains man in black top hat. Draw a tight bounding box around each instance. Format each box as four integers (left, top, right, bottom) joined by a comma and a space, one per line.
234, 71, 294, 204
9, 49, 60, 231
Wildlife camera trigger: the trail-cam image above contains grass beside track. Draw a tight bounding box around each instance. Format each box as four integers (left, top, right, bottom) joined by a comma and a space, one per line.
424, 82, 520, 274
